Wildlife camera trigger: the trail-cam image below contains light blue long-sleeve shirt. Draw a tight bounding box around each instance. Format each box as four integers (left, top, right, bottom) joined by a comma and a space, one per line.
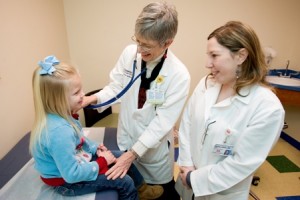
32, 113, 100, 183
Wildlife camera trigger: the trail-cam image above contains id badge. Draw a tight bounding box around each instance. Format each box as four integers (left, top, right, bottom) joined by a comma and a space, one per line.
213, 144, 234, 156
146, 89, 165, 104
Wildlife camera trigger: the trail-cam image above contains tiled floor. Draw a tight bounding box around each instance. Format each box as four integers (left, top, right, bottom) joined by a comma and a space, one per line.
249, 138, 300, 200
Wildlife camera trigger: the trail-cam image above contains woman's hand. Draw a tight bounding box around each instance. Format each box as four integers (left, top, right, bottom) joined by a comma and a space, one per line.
179, 166, 195, 189
81, 95, 97, 108
105, 151, 135, 180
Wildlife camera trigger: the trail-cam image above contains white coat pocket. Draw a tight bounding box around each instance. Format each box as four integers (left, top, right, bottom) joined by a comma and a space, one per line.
132, 104, 156, 126
210, 121, 239, 146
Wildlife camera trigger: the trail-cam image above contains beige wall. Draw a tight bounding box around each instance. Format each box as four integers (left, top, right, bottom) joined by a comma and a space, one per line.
0, 0, 69, 159
63, 0, 300, 96
1, 0, 300, 159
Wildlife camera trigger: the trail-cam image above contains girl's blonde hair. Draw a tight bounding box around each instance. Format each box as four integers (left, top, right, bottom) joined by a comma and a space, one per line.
30, 61, 80, 154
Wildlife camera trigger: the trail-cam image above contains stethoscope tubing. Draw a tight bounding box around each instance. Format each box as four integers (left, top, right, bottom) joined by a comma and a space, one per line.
86, 54, 146, 109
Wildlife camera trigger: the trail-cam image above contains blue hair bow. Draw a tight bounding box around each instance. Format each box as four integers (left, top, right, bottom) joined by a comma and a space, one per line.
38, 55, 60, 75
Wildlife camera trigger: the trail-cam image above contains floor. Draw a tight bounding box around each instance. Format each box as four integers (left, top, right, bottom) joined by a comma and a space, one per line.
248, 138, 300, 200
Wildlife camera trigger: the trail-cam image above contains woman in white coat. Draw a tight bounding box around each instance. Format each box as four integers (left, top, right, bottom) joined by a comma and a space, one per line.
83, 2, 190, 199
176, 21, 284, 200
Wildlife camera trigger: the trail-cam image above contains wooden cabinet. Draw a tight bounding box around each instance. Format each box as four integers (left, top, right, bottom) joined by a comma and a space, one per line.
274, 88, 300, 106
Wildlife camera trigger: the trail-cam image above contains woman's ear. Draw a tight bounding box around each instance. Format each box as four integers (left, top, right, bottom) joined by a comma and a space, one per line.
163, 39, 173, 48
238, 48, 248, 64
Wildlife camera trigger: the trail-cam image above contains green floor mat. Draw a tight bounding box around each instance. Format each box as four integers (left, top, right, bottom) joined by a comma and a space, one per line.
266, 155, 300, 173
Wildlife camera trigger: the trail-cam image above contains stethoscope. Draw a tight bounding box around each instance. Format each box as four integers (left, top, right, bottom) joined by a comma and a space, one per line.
86, 49, 146, 109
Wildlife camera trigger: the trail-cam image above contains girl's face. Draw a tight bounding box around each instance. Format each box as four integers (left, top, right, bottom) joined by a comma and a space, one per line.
68, 74, 84, 113
205, 37, 240, 87
133, 35, 172, 62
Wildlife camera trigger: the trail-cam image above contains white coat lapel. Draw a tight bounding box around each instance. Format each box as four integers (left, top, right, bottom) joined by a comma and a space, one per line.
204, 82, 221, 121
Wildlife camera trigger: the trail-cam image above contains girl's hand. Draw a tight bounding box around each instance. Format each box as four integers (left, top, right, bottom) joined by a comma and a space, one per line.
99, 150, 116, 165
97, 144, 108, 152
96, 144, 108, 157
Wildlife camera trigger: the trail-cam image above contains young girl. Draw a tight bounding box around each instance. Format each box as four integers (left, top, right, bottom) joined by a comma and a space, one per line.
30, 55, 163, 199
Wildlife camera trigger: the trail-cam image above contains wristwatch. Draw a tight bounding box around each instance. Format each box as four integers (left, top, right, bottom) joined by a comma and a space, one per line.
129, 148, 139, 159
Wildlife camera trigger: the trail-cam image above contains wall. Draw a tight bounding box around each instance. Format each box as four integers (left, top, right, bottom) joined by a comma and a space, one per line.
0, 0, 70, 159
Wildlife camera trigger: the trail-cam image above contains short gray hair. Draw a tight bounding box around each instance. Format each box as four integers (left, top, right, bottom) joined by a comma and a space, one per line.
135, 1, 178, 44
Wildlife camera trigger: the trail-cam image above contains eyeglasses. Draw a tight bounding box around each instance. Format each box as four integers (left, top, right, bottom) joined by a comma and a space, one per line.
201, 120, 216, 145
131, 36, 159, 53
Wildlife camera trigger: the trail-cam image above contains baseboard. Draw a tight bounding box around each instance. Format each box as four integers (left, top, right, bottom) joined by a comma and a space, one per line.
280, 131, 300, 151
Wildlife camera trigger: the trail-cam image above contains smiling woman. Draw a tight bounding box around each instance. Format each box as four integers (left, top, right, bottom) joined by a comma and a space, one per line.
80, 2, 191, 199
176, 21, 285, 200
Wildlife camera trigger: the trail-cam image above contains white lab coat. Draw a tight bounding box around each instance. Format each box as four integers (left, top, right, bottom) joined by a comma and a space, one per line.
176, 76, 284, 200
95, 44, 190, 184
